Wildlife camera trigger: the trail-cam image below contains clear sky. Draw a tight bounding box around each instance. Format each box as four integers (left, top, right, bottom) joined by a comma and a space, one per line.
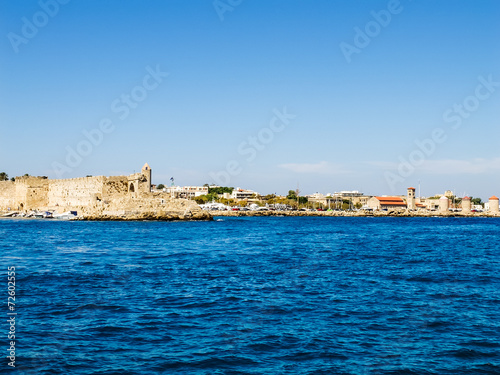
1, 0, 499, 199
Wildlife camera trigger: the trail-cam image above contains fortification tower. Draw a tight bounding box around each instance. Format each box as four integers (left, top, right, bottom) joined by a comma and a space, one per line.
439, 196, 449, 213
462, 196, 471, 213
407, 187, 416, 210
141, 163, 152, 193
488, 196, 499, 213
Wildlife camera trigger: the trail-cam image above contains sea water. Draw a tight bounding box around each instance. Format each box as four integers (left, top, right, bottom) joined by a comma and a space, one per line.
1, 217, 499, 374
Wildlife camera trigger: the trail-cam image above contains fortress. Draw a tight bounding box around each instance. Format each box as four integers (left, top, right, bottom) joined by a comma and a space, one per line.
0, 164, 210, 220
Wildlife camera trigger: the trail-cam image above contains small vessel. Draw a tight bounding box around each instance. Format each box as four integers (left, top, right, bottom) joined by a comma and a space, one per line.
34, 211, 54, 219
52, 211, 78, 220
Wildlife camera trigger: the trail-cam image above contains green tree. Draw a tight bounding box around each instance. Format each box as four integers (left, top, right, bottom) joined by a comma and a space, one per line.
0, 172, 8, 181
298, 196, 308, 205
157, 184, 165, 190
194, 195, 208, 204
471, 197, 483, 205
10, 177, 15, 182
287, 190, 297, 200
208, 186, 233, 195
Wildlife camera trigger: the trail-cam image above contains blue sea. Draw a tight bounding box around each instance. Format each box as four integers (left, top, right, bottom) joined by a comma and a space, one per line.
1, 217, 500, 375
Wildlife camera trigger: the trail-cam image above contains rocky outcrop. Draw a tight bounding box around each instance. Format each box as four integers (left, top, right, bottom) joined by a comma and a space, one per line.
74, 193, 211, 221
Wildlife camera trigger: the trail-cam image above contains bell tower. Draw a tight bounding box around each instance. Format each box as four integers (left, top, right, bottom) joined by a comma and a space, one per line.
141, 163, 152, 192
407, 187, 416, 210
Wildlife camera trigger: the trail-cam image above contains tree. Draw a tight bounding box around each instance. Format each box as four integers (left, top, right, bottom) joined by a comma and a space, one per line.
263, 194, 276, 200
194, 195, 208, 204
341, 199, 352, 210
208, 186, 233, 195
0, 172, 8, 181
10, 177, 15, 182
157, 184, 165, 190
287, 190, 297, 200
298, 196, 308, 205
471, 197, 483, 205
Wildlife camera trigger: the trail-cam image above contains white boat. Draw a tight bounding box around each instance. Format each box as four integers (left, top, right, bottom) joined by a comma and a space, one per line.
199, 202, 230, 211
34, 211, 54, 219
53, 211, 78, 220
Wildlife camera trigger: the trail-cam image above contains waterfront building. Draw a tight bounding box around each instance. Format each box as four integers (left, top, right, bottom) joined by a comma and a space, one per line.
165, 185, 209, 198
462, 196, 471, 213
438, 196, 449, 213
407, 187, 416, 210
488, 196, 499, 213
231, 188, 259, 200
329, 191, 371, 208
367, 196, 407, 210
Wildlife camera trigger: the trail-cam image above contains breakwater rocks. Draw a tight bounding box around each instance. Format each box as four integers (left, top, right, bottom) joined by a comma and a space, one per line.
80, 210, 212, 221
208, 210, 500, 218
77, 194, 212, 221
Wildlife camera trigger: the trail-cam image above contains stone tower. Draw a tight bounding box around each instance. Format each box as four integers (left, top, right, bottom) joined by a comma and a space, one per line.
141, 163, 152, 193
439, 196, 449, 213
462, 196, 471, 213
407, 187, 416, 210
488, 195, 499, 213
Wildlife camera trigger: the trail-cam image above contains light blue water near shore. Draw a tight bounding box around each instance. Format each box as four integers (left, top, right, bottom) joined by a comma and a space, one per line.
1, 217, 500, 374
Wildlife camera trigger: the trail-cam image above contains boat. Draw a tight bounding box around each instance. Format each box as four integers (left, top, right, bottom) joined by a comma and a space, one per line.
33, 211, 54, 219
53, 211, 78, 220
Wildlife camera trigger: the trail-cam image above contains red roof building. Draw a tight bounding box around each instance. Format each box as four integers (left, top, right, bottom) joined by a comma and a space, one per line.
367, 196, 407, 210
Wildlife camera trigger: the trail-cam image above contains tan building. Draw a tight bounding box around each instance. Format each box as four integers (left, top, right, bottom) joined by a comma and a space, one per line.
367, 196, 407, 210
488, 196, 499, 213
438, 196, 449, 213
328, 191, 371, 208
407, 187, 416, 210
462, 196, 471, 213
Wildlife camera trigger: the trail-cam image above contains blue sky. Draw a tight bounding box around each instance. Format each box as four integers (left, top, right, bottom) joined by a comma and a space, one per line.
1, 0, 499, 199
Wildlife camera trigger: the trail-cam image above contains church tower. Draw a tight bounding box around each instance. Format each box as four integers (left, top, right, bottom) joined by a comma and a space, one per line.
407, 187, 416, 210
141, 163, 152, 192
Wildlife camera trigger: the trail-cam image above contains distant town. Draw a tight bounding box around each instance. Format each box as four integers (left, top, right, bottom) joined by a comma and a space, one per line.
152, 183, 495, 214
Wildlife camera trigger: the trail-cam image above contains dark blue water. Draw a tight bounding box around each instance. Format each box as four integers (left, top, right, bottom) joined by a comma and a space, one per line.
1, 217, 500, 374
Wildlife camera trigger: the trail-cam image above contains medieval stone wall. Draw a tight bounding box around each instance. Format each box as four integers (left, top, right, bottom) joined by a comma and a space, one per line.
0, 166, 152, 213
0, 181, 16, 210
47, 176, 107, 208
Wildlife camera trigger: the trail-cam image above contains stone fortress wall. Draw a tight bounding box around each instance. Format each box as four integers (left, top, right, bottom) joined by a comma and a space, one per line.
0, 180, 16, 210
0, 164, 152, 212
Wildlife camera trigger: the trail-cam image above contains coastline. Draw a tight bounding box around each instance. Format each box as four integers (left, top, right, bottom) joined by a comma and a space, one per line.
3, 209, 500, 221
208, 210, 500, 218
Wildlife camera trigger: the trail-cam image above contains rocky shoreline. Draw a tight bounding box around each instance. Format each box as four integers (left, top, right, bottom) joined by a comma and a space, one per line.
79, 210, 212, 221
3, 208, 499, 221
208, 210, 500, 218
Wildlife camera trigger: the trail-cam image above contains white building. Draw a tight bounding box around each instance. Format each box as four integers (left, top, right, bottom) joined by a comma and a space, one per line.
164, 185, 208, 198
231, 188, 258, 200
